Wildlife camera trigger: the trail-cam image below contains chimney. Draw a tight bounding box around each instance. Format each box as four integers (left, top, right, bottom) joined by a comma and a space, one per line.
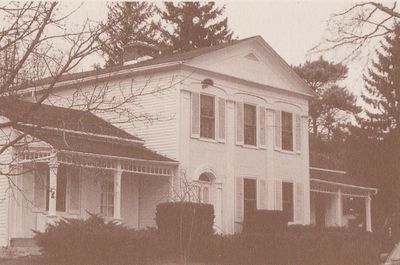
123, 42, 159, 65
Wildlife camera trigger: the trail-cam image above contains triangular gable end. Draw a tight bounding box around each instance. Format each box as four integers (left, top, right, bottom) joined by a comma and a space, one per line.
185, 36, 315, 97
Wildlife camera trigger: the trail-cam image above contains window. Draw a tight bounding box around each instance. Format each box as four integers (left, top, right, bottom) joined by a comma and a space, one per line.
244, 104, 256, 146
200, 94, 215, 139
243, 178, 257, 218
56, 166, 67, 212
282, 182, 294, 222
282, 111, 293, 151
100, 180, 114, 217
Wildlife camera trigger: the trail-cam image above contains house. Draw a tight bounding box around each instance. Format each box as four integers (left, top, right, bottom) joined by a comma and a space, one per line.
0, 36, 377, 247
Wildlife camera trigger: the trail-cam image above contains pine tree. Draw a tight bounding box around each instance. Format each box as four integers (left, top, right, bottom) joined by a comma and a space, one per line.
362, 23, 400, 136
158, 2, 234, 53
293, 57, 360, 139
99, 2, 160, 67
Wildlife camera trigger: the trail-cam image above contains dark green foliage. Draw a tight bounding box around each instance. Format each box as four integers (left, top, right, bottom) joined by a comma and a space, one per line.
293, 57, 360, 139
158, 2, 234, 53
362, 23, 400, 136
195, 226, 381, 265
242, 210, 288, 234
99, 2, 160, 67
34, 214, 159, 265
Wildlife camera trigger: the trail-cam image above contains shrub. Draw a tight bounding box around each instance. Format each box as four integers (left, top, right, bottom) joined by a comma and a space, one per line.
155, 202, 214, 259
192, 226, 381, 265
34, 214, 159, 265
242, 210, 289, 233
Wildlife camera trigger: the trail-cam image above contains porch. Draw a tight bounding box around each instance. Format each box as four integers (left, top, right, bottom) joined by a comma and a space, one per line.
4, 101, 177, 242
309, 167, 377, 232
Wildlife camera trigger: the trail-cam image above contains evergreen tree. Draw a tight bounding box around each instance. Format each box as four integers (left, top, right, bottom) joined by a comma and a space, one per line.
158, 2, 233, 53
362, 23, 400, 137
99, 2, 160, 67
293, 57, 360, 139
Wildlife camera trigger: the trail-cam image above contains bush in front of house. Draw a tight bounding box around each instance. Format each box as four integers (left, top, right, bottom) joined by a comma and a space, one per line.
242, 210, 289, 234
34, 214, 159, 265
191, 226, 381, 265
155, 202, 214, 259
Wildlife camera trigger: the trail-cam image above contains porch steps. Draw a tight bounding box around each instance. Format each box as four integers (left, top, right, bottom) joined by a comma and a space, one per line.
4, 238, 41, 257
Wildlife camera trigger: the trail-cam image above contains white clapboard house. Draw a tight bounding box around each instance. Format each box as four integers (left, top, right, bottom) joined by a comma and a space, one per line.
0, 36, 377, 247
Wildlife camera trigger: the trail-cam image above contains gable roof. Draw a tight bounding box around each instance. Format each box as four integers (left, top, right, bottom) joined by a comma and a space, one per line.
18, 37, 257, 90
19, 36, 315, 97
0, 98, 140, 141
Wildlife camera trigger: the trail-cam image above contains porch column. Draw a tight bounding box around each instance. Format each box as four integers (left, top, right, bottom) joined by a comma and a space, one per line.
113, 167, 122, 221
48, 160, 59, 217
366, 195, 372, 232
337, 189, 343, 227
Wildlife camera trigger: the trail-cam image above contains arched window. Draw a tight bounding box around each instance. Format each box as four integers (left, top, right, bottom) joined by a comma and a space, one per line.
199, 173, 211, 182
100, 180, 114, 217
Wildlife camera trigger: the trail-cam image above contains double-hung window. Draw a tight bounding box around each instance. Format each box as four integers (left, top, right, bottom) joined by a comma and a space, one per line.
100, 180, 114, 217
282, 182, 294, 222
244, 104, 256, 146
200, 94, 215, 139
243, 178, 257, 219
281, 111, 293, 151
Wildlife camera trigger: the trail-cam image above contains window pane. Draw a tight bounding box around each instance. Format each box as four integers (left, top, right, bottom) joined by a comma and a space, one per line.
200, 95, 215, 139
282, 182, 294, 221
282, 112, 293, 151
244, 104, 256, 145
202, 187, 209, 203
56, 166, 67, 212
244, 179, 257, 200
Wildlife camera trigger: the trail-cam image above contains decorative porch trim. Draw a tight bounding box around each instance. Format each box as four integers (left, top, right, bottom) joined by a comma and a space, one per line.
310, 178, 377, 197
58, 150, 176, 177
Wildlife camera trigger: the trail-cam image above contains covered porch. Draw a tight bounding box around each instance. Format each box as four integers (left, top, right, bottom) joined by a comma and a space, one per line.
309, 167, 377, 232
4, 101, 177, 242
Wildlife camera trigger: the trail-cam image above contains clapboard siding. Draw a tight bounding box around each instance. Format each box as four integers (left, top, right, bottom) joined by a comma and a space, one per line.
0, 126, 12, 246
44, 70, 179, 159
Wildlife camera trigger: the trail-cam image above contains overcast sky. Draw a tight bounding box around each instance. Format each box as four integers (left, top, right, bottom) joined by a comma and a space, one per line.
72, 1, 378, 98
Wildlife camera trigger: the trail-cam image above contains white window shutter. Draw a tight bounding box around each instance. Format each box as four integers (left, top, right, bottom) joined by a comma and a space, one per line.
218, 98, 226, 141
295, 114, 302, 153
258, 179, 267, 209
275, 180, 282, 210
294, 183, 304, 224
68, 168, 80, 213
191, 92, 200, 138
235, 176, 244, 222
259, 106, 266, 148
236, 102, 244, 145
274, 110, 282, 149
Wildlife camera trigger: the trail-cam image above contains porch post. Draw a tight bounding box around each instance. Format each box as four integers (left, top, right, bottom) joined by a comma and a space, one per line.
48, 160, 59, 217
113, 165, 122, 221
337, 189, 343, 227
366, 195, 372, 232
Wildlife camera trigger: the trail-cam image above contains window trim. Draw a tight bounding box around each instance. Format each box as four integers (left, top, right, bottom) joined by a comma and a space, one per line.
243, 103, 257, 146
199, 93, 216, 140
281, 111, 294, 152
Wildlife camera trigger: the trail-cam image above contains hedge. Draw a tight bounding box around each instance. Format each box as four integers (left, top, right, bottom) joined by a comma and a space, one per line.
243, 210, 289, 234
34, 214, 159, 265
34, 211, 381, 265
192, 226, 381, 265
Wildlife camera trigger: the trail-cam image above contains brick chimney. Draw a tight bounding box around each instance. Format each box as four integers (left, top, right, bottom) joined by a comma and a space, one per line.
123, 42, 159, 65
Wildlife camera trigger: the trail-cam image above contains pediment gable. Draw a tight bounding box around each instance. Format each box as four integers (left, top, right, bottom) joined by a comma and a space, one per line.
186, 37, 313, 97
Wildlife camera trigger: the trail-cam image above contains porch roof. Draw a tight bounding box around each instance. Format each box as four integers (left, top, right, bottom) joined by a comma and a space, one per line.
310, 167, 377, 194
0, 98, 141, 142
16, 125, 173, 162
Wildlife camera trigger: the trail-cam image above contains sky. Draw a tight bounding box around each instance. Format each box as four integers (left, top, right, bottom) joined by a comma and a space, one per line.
70, 1, 379, 98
